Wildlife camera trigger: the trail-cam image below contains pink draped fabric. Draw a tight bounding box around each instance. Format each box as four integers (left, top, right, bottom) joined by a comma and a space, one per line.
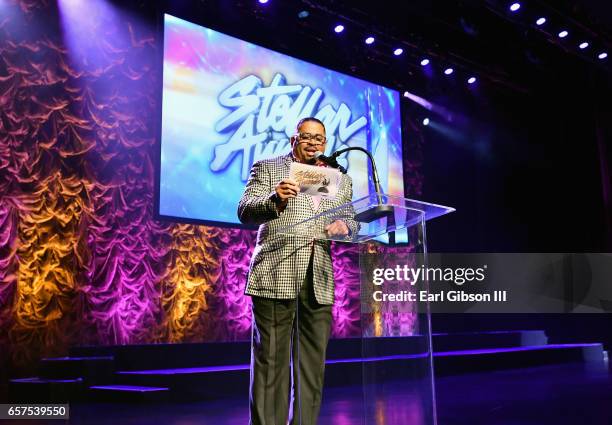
0, 0, 422, 375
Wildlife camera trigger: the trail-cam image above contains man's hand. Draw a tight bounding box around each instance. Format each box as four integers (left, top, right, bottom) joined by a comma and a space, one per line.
325, 220, 349, 237
275, 178, 299, 201
274, 179, 299, 212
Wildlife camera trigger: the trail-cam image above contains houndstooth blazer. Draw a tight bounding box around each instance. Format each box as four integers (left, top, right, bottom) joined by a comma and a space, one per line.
238, 153, 357, 305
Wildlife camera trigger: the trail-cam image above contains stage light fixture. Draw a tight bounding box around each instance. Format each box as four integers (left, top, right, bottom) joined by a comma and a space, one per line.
334, 24, 344, 33
536, 17, 546, 26
258, 0, 269, 4
598, 52, 608, 60
467, 77, 476, 84
444, 67, 454, 75
579, 42, 589, 49
420, 58, 430, 66
558, 30, 568, 38
297, 10, 309, 19
509, 3, 521, 12
365, 36, 375, 45
423, 118, 430, 126
393, 48, 403, 56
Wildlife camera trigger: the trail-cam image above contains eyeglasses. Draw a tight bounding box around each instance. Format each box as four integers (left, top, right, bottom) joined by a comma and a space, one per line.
295, 132, 327, 146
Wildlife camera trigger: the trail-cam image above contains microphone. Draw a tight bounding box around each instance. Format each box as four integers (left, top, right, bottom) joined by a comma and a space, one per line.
313, 151, 347, 174
325, 147, 393, 222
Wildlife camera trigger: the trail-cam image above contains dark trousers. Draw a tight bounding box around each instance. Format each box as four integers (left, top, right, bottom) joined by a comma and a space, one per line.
249, 261, 332, 425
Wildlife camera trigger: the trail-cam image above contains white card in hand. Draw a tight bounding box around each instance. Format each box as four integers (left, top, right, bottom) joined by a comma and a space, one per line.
289, 162, 342, 199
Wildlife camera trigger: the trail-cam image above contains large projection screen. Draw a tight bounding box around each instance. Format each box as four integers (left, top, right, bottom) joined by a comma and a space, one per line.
159, 14, 404, 226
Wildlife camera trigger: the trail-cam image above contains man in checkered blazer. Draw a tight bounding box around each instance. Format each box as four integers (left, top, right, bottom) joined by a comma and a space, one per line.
238, 117, 357, 425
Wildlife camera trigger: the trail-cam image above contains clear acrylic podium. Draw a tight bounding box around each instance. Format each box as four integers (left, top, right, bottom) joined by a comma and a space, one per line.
278, 193, 454, 425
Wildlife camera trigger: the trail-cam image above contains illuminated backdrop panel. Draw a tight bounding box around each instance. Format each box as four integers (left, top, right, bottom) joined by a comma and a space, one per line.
159, 14, 404, 225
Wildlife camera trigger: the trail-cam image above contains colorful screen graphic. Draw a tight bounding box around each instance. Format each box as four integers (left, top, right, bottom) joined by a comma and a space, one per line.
159, 14, 404, 225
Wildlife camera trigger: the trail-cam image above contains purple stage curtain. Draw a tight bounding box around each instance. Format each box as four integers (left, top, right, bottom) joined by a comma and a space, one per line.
0, 0, 423, 374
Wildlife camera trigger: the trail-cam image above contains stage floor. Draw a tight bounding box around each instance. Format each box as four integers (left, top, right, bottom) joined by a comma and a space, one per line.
6, 362, 611, 425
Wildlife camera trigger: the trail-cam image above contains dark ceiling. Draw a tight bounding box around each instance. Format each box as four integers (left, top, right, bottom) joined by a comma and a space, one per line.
155, 0, 611, 97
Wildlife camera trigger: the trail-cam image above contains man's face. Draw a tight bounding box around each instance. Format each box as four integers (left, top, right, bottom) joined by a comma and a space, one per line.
291, 120, 326, 163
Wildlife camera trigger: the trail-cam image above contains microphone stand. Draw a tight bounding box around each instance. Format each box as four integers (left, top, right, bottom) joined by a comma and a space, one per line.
331, 147, 394, 223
